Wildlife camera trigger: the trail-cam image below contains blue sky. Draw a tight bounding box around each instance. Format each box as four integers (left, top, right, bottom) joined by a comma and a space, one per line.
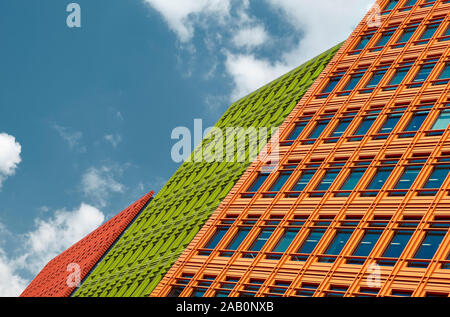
0, 0, 375, 296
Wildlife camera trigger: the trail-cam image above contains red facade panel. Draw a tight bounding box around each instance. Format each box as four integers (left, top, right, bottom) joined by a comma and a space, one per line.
20, 191, 154, 297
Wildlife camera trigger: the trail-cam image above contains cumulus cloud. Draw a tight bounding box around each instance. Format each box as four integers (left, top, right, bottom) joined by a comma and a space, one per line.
53, 124, 86, 153
142, 0, 231, 42
81, 166, 125, 208
0, 204, 104, 296
232, 25, 269, 49
0, 133, 22, 190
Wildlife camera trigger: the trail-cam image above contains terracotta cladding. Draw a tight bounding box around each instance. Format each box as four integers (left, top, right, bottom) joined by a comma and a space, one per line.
20, 191, 154, 297
153, 0, 450, 297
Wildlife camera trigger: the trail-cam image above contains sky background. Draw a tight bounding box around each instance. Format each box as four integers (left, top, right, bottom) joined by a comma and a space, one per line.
0, 0, 375, 296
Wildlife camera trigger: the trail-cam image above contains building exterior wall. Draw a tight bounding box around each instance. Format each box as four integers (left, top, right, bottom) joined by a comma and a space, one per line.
21, 191, 154, 297
73, 46, 341, 297
153, 0, 450, 297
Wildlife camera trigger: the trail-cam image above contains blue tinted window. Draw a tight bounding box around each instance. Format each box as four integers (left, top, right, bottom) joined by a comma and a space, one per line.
380, 230, 415, 264
204, 228, 229, 249
341, 73, 364, 91
377, 113, 402, 135
402, 111, 428, 134
437, 63, 450, 80
412, 62, 437, 83
337, 167, 368, 195
420, 23, 440, 40
271, 228, 302, 254
319, 229, 355, 262
327, 118, 352, 141
287, 122, 308, 141
365, 69, 389, 88
348, 230, 383, 263
247, 173, 269, 192
363, 166, 396, 195
313, 169, 340, 192
247, 227, 278, 252
391, 164, 424, 194
293, 229, 326, 261
387, 66, 411, 86
374, 31, 395, 48
397, 26, 418, 43
320, 75, 344, 95
307, 120, 330, 140
402, 0, 418, 8
269, 172, 293, 192
410, 231, 447, 262
384, 0, 399, 11
353, 117, 377, 136
290, 170, 316, 192
225, 228, 251, 251
422, 164, 450, 190
354, 34, 373, 51
431, 110, 450, 130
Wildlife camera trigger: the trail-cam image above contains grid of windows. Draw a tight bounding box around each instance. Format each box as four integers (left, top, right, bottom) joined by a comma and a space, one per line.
154, 0, 450, 298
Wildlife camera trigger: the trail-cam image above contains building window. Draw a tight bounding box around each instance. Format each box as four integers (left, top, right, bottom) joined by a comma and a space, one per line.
190, 275, 216, 297
267, 218, 306, 260
362, 160, 398, 197
243, 173, 269, 198
408, 230, 448, 267
418, 19, 443, 42
351, 31, 375, 54
373, 110, 405, 139
395, 23, 420, 47
214, 277, 239, 297
439, 25, 450, 41
338, 68, 367, 96
303, 119, 331, 144
200, 227, 229, 255
296, 283, 319, 297
399, 111, 428, 138
310, 168, 341, 197
319, 229, 355, 263
220, 227, 252, 257
240, 279, 264, 297
325, 118, 353, 143
336, 161, 371, 197
389, 159, 427, 196
284, 119, 310, 145
347, 229, 384, 264
349, 109, 381, 141
263, 171, 293, 198
362, 64, 390, 92
420, 159, 450, 195
384, 61, 414, 90
430, 109, 450, 132
372, 29, 396, 51
318, 71, 345, 98
434, 63, 450, 85
286, 169, 317, 198
292, 228, 327, 261
243, 219, 281, 258
409, 58, 439, 88
425, 292, 449, 297
378, 219, 419, 266
357, 288, 381, 297
401, 0, 418, 10
391, 290, 413, 297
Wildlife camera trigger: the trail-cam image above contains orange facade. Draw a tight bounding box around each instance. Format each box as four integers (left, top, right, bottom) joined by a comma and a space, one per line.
152, 0, 450, 297
21, 191, 154, 297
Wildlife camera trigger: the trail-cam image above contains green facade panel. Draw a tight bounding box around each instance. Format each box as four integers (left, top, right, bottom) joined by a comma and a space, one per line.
73, 44, 341, 297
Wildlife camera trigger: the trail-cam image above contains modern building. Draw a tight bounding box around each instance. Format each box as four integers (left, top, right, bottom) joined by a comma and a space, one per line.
71, 46, 341, 297
21, 191, 154, 297
153, 0, 450, 297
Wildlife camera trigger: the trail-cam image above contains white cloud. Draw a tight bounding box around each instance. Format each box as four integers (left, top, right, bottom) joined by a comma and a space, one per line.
53, 124, 86, 153
104, 134, 122, 148
225, 52, 290, 100
0, 204, 104, 297
143, 0, 231, 42
0, 249, 27, 297
232, 25, 269, 49
81, 166, 125, 208
0, 133, 22, 190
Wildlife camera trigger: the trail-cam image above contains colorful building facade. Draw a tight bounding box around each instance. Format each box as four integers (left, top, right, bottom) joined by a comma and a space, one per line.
153, 0, 450, 297
72, 46, 340, 297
